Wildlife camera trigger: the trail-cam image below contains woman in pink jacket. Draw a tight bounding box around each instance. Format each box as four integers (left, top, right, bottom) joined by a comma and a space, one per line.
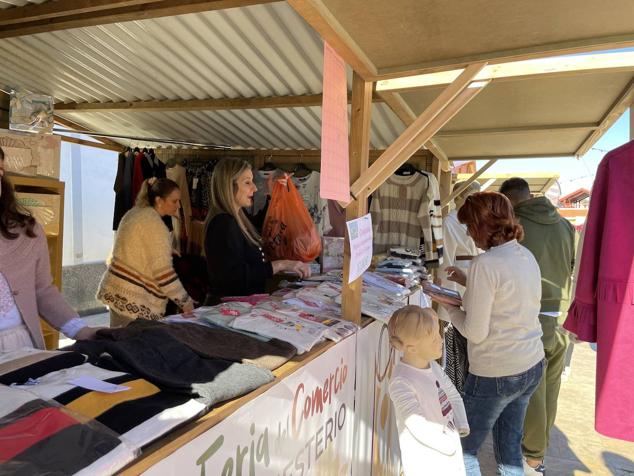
0, 147, 98, 351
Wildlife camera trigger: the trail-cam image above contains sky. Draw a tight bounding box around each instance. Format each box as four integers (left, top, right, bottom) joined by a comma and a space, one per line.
474, 108, 631, 197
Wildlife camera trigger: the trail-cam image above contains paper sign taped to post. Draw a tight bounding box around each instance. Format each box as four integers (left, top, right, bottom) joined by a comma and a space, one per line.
320, 41, 350, 203
346, 213, 373, 283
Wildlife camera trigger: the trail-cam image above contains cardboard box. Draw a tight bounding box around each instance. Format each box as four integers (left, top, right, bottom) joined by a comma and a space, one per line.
15, 192, 61, 236
0, 129, 60, 179
320, 236, 345, 273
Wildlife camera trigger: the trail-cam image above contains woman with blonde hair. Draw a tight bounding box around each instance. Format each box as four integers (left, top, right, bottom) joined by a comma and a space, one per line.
204, 158, 309, 304
98, 177, 194, 327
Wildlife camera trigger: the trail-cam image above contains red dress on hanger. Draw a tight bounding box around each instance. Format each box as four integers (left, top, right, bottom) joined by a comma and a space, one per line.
564, 139, 634, 442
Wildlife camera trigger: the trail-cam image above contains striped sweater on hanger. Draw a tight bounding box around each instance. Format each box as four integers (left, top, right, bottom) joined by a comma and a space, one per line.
370, 172, 444, 264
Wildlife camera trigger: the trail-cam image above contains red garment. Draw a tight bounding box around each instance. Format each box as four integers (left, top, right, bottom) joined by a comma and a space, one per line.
0, 407, 78, 460
132, 151, 145, 202
563, 140, 634, 442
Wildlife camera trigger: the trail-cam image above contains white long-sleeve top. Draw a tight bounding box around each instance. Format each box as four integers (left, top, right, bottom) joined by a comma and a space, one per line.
446, 239, 544, 377
389, 360, 468, 476
438, 210, 480, 321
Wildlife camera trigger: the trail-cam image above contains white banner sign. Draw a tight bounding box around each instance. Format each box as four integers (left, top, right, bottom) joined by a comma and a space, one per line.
346, 213, 373, 283
144, 336, 357, 476
352, 321, 402, 476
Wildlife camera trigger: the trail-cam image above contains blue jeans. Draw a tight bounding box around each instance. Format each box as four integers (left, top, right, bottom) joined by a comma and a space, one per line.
461, 360, 544, 476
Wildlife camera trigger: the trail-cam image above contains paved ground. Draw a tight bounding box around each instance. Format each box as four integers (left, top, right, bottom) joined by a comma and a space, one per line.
478, 343, 634, 475
63, 316, 634, 475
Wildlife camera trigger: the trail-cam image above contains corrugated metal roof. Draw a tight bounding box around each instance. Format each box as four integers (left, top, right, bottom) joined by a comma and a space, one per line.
59, 102, 403, 149
0, 2, 404, 149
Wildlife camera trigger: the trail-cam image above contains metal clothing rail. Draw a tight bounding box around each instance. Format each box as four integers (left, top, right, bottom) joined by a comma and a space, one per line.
53, 127, 232, 149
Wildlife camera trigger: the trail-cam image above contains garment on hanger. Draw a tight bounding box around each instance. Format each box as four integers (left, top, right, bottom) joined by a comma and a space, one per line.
292, 171, 331, 236
422, 172, 444, 265
563, 140, 634, 442
325, 200, 346, 237
113, 149, 134, 230
131, 149, 146, 202
370, 172, 430, 254
166, 162, 192, 253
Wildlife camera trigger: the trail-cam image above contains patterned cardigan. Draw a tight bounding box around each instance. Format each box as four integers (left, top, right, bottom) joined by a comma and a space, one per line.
97, 206, 193, 320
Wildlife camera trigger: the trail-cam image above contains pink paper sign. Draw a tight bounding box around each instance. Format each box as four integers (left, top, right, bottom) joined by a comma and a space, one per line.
320, 42, 350, 203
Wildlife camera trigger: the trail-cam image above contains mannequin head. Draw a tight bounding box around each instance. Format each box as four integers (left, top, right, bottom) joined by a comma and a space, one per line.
387, 305, 443, 368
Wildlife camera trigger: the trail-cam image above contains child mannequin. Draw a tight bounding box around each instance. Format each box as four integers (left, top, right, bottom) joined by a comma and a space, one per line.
388, 305, 469, 476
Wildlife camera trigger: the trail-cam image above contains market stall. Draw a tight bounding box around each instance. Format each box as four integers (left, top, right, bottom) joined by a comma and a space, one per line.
1, 1, 634, 475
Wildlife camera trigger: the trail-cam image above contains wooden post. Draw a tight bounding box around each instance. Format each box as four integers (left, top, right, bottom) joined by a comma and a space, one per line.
341, 72, 372, 324
439, 168, 453, 217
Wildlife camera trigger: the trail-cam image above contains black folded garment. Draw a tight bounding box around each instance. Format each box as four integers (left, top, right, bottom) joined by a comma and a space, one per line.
0, 351, 86, 386
69, 327, 274, 406
97, 318, 296, 370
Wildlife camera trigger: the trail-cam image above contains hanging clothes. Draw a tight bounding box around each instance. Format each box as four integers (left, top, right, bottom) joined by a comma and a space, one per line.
422, 172, 444, 265
131, 149, 145, 203
247, 168, 283, 231
325, 200, 346, 237
112, 149, 134, 230
166, 163, 192, 254
292, 171, 331, 236
370, 173, 429, 254
563, 140, 634, 442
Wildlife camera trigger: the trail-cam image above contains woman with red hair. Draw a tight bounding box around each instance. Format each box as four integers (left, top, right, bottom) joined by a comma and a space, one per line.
434, 192, 545, 476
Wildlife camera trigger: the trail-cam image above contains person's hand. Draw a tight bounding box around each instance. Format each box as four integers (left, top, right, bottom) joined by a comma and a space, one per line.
286, 260, 311, 279
459, 427, 470, 437
446, 266, 467, 287
181, 301, 195, 316
74, 326, 103, 341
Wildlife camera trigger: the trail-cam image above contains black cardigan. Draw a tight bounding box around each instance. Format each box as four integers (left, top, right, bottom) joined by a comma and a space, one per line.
205, 213, 273, 301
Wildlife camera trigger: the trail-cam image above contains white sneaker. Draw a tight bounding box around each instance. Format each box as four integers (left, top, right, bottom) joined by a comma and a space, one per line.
523, 459, 546, 475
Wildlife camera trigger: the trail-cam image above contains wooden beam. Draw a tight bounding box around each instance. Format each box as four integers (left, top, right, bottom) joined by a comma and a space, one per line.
342, 72, 372, 325
378, 90, 451, 171
54, 115, 123, 149
540, 177, 558, 194
351, 63, 487, 199
451, 153, 572, 161
0, 1, 161, 26
575, 76, 634, 157
436, 123, 599, 137
441, 159, 497, 207
55, 93, 385, 113
438, 167, 452, 217
57, 134, 122, 151
286, 0, 377, 80
0, 0, 276, 38
374, 34, 634, 81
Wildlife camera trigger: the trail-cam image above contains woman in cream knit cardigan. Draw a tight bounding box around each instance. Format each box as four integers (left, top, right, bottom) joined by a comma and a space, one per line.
98, 178, 194, 327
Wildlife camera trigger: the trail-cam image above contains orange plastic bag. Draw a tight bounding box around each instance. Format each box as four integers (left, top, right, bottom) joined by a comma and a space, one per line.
262, 175, 322, 262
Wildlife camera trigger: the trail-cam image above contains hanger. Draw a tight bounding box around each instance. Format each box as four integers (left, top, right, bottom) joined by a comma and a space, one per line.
395, 163, 420, 176
293, 162, 312, 178
260, 154, 277, 171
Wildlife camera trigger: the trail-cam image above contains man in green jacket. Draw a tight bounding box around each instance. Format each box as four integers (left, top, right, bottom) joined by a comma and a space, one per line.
500, 178, 576, 476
